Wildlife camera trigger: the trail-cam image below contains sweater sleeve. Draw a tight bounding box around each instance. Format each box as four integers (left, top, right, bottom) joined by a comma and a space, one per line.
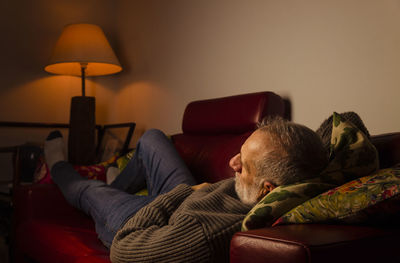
110, 184, 211, 262
132, 184, 194, 227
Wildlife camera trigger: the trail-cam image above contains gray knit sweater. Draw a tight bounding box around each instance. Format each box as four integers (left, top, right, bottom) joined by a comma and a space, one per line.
110, 178, 252, 263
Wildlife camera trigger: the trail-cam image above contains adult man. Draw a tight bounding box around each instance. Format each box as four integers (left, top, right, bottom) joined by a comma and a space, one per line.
44, 117, 327, 262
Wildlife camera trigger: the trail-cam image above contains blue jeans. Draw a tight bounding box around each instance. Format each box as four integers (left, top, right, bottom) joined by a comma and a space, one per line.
51, 129, 196, 248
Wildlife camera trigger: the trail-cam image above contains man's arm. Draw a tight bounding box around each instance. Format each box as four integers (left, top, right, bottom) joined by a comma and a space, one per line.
110, 184, 211, 262
110, 214, 209, 262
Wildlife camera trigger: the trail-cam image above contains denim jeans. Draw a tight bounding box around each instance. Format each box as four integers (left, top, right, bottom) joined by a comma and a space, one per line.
51, 129, 196, 248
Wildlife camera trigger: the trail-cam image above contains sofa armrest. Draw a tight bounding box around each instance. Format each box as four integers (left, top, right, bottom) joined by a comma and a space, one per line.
230, 224, 400, 263
13, 183, 94, 229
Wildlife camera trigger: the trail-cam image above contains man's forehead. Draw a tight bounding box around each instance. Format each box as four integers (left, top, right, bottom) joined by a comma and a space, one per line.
244, 130, 273, 152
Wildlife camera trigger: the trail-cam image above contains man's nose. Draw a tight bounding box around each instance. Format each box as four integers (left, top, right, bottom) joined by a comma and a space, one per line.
229, 154, 242, 172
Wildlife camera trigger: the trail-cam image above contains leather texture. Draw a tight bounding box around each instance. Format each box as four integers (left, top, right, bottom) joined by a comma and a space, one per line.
231, 224, 400, 263
182, 92, 285, 134
13, 184, 108, 263
370, 132, 400, 169
12, 92, 285, 262
172, 133, 251, 183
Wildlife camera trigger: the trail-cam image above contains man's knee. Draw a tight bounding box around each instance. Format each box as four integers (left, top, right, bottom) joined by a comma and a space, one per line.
139, 129, 168, 145
67, 179, 106, 209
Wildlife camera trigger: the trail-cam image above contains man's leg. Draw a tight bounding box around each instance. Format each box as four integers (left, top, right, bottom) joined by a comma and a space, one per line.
51, 161, 157, 248
110, 129, 197, 195
48, 129, 196, 247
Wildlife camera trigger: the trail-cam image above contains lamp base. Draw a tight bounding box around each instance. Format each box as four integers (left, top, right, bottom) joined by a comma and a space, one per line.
68, 96, 96, 165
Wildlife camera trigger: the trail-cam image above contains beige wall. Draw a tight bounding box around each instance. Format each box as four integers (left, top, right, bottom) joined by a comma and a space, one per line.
0, 0, 117, 180
1, 0, 400, 180
0, 0, 118, 124
113, 0, 400, 138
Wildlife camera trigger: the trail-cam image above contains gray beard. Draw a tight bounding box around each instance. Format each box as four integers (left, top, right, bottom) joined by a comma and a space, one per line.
234, 174, 261, 206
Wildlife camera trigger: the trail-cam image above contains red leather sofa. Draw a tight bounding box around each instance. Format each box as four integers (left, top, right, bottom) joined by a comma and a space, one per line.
12, 91, 285, 262
12, 91, 400, 263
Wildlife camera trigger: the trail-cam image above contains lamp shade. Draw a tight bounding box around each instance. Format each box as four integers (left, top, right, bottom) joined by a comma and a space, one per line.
44, 23, 122, 76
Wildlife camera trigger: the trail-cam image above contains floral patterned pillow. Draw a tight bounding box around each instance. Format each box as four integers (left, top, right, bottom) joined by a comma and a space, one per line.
273, 166, 400, 226
241, 112, 379, 231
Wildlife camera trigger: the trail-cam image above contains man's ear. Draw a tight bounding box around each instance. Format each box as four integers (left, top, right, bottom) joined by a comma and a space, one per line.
258, 181, 276, 200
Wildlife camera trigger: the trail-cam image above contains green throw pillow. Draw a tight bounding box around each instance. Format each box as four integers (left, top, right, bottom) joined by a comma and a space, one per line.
116, 150, 135, 171
274, 166, 400, 225
241, 112, 379, 231
115, 150, 148, 196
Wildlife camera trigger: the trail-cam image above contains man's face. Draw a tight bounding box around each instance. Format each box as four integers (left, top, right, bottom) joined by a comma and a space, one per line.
230, 130, 273, 205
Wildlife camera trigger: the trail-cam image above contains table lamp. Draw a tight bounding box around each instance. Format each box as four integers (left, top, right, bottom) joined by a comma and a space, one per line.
45, 23, 122, 165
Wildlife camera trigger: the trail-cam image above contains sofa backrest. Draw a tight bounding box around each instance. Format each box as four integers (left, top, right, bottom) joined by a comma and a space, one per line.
171, 92, 285, 183
371, 133, 400, 169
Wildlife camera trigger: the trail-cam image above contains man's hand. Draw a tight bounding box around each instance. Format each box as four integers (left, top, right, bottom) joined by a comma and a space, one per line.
191, 182, 211, 191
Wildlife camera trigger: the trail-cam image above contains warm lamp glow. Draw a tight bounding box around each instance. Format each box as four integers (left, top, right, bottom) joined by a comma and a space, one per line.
43, 23, 123, 164
44, 23, 122, 76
